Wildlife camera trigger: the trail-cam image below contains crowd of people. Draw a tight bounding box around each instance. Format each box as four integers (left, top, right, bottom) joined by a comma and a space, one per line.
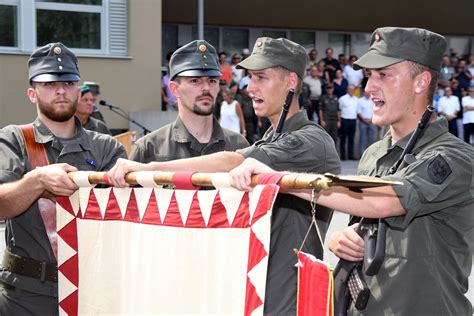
162, 44, 474, 162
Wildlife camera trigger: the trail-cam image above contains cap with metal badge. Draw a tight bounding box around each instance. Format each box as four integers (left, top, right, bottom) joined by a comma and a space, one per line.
169, 40, 221, 80
354, 27, 447, 71
28, 42, 80, 83
237, 37, 308, 79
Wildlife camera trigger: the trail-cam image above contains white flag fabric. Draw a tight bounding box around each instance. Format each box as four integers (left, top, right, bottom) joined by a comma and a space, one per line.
56, 185, 279, 315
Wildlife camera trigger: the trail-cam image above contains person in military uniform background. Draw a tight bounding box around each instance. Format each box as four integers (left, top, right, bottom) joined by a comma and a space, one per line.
108, 37, 340, 314
318, 82, 341, 146
83, 81, 106, 123
0, 42, 126, 315
75, 84, 112, 135
229, 27, 473, 315
130, 40, 249, 163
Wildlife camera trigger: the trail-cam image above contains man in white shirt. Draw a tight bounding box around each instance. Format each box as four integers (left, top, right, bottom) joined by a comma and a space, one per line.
357, 90, 377, 155
437, 87, 461, 136
462, 86, 474, 144
343, 55, 364, 94
303, 66, 322, 122
339, 84, 358, 159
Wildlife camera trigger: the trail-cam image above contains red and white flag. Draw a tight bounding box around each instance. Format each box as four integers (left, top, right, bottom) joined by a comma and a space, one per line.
56, 184, 279, 315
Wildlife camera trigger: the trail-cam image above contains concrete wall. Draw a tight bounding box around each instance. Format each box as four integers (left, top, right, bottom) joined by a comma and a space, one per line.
0, 0, 163, 130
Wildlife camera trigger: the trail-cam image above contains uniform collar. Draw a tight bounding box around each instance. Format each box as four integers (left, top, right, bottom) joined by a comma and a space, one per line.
32, 116, 92, 152
171, 115, 225, 144
388, 116, 449, 152
263, 111, 308, 139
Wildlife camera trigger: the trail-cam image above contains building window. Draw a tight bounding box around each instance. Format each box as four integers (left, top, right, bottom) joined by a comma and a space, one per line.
0, 0, 128, 56
162, 24, 178, 66
0, 4, 17, 47
262, 30, 287, 39
291, 31, 315, 51
221, 28, 248, 57
191, 25, 219, 51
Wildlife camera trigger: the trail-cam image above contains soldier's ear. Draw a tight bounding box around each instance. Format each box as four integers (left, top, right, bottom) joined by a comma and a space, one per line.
168, 80, 179, 97
287, 71, 298, 90
414, 71, 431, 94
27, 87, 38, 103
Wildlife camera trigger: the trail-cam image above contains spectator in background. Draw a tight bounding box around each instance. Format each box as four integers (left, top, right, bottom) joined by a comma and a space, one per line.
76, 85, 111, 135
303, 65, 323, 122
231, 53, 244, 85
438, 86, 461, 136
219, 88, 246, 137
461, 86, 474, 144
241, 48, 250, 60
338, 53, 348, 69
338, 84, 358, 160
343, 55, 364, 97
439, 55, 455, 89
468, 54, 474, 87
322, 47, 341, 81
83, 81, 106, 122
332, 69, 348, 98
318, 83, 340, 145
218, 51, 232, 87
161, 51, 178, 111
357, 90, 376, 155
307, 48, 318, 69
316, 60, 329, 88
235, 83, 257, 144
453, 59, 473, 91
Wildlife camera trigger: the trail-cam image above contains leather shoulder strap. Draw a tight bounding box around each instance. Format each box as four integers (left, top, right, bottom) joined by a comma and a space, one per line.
18, 124, 49, 167
17, 124, 58, 262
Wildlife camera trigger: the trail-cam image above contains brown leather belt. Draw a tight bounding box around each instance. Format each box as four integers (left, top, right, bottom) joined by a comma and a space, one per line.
2, 249, 57, 283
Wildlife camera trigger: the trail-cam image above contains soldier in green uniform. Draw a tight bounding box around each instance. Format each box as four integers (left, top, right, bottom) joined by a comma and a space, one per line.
108, 37, 340, 314
0, 42, 126, 315
130, 40, 249, 163
230, 27, 474, 315
318, 83, 341, 145
76, 84, 112, 135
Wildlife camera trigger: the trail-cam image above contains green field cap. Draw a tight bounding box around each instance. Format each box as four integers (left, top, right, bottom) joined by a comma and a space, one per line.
237, 37, 308, 79
354, 27, 447, 71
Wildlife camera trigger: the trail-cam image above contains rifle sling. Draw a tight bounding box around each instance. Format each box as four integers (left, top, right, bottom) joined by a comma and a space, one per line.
18, 124, 58, 262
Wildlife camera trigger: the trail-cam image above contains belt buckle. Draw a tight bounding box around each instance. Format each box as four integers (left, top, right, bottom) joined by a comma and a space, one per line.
40, 261, 47, 283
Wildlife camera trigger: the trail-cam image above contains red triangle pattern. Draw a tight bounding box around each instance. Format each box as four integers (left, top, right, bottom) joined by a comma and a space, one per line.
185, 193, 206, 228
57, 218, 78, 253
232, 192, 250, 228
56, 196, 74, 216
246, 229, 267, 272
59, 254, 79, 287
251, 185, 278, 225
141, 190, 162, 225
59, 289, 78, 316
103, 190, 123, 220
163, 192, 184, 227
244, 275, 263, 316
207, 192, 230, 228
123, 190, 140, 222
82, 190, 102, 220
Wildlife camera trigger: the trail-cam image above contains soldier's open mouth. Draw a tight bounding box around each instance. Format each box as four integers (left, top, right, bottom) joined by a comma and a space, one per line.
252, 97, 264, 104
372, 98, 385, 107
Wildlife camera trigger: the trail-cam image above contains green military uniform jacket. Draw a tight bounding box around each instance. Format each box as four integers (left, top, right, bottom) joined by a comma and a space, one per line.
130, 116, 249, 163
319, 94, 340, 121
238, 110, 341, 314
83, 116, 111, 135
354, 117, 473, 316
0, 117, 127, 297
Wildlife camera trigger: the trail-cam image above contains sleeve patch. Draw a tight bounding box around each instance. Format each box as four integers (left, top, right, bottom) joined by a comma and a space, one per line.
428, 154, 451, 184
277, 134, 303, 149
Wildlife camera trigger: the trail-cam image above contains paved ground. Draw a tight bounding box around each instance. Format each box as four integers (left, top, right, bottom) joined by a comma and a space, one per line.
0, 159, 472, 305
